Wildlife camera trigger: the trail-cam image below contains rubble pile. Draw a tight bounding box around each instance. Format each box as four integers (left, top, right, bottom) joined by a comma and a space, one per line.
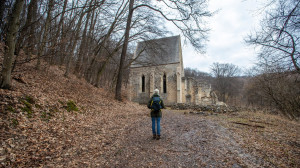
170, 103, 240, 114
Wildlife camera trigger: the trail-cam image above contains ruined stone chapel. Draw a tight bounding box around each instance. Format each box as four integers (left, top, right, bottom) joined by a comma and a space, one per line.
129, 35, 216, 105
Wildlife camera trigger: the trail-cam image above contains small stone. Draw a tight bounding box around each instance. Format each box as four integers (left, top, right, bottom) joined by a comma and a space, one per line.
0, 147, 5, 155
10, 153, 16, 162
232, 163, 242, 168
0, 156, 6, 162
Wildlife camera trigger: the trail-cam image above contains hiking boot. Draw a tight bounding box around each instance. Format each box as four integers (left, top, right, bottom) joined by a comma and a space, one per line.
156, 135, 161, 140
153, 134, 157, 139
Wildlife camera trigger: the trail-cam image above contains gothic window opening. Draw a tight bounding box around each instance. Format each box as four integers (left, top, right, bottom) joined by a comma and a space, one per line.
163, 74, 167, 93
142, 75, 145, 92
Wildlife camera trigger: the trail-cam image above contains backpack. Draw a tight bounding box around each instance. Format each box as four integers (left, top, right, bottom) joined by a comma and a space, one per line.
151, 96, 162, 111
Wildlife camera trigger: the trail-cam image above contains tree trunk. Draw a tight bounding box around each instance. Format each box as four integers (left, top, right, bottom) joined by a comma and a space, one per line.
0, 0, 24, 89
36, 0, 54, 70
75, 7, 92, 76
115, 0, 134, 101
94, 26, 122, 87
26, 0, 38, 60
84, 8, 98, 81
88, 20, 119, 85
95, 49, 117, 87
58, 0, 70, 65
0, 0, 7, 33
82, 3, 97, 78
64, 11, 85, 77
85, 0, 126, 84
50, 0, 67, 64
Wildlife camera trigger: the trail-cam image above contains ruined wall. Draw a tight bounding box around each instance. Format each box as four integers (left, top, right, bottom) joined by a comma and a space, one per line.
184, 77, 193, 104
129, 66, 218, 106
197, 82, 214, 105
129, 63, 181, 105
181, 78, 217, 105
181, 78, 186, 104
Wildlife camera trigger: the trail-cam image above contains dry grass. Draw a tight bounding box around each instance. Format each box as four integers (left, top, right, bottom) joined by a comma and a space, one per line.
208, 111, 300, 168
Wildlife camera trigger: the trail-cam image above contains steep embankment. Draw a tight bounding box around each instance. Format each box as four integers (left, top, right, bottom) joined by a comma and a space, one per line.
0, 63, 147, 167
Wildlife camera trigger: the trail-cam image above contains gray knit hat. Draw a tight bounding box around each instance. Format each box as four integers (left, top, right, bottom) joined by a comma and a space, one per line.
154, 89, 159, 95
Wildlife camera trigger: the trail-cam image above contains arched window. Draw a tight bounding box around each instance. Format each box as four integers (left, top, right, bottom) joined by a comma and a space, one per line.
163, 74, 167, 93
142, 75, 145, 92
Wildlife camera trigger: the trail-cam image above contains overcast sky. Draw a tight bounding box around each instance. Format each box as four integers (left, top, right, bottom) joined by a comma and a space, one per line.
171, 0, 264, 73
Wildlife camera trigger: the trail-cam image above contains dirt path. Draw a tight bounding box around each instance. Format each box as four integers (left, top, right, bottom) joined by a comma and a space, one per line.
112, 110, 266, 168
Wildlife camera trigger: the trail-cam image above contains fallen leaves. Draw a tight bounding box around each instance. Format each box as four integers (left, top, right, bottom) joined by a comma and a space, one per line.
0, 63, 147, 167
1, 62, 299, 167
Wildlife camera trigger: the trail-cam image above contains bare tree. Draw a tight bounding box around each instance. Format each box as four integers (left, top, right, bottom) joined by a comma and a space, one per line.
26, 0, 38, 60
36, 0, 54, 70
0, 0, 24, 89
64, 8, 87, 77
246, 0, 300, 73
0, 0, 9, 40
0, 0, 7, 27
210, 62, 241, 103
74, 0, 94, 76
184, 67, 212, 82
85, 0, 127, 86
115, 0, 134, 101
245, 66, 300, 120
244, 0, 300, 120
50, 0, 68, 65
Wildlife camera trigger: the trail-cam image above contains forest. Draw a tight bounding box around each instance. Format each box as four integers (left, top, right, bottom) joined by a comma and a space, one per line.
1, 0, 299, 119
0, 0, 212, 98
0, 0, 299, 167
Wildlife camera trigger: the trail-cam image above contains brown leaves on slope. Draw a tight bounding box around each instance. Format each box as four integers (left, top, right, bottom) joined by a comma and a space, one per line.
0, 63, 147, 167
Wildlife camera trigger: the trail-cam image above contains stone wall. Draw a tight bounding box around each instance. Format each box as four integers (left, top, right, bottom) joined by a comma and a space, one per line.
129, 63, 181, 105
129, 63, 218, 106
129, 35, 218, 106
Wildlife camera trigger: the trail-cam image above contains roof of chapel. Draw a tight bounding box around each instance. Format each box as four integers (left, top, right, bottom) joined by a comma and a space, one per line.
130, 35, 182, 68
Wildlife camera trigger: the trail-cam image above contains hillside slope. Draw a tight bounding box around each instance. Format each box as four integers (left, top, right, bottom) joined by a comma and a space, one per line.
0, 63, 147, 167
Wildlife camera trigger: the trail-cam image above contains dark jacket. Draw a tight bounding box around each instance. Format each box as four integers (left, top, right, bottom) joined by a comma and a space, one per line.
147, 94, 165, 118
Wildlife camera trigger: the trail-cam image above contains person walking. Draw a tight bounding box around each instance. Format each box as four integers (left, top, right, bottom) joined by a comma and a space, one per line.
148, 89, 165, 140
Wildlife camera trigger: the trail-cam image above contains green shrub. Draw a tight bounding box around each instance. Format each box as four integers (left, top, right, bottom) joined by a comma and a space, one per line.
24, 95, 35, 104
11, 118, 19, 127
7, 105, 16, 113
66, 100, 79, 112
41, 111, 51, 121
22, 100, 32, 109
21, 106, 33, 118
35, 104, 42, 109
21, 97, 34, 118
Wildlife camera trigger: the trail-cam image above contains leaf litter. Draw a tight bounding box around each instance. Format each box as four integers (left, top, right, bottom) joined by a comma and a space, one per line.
0, 63, 299, 167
